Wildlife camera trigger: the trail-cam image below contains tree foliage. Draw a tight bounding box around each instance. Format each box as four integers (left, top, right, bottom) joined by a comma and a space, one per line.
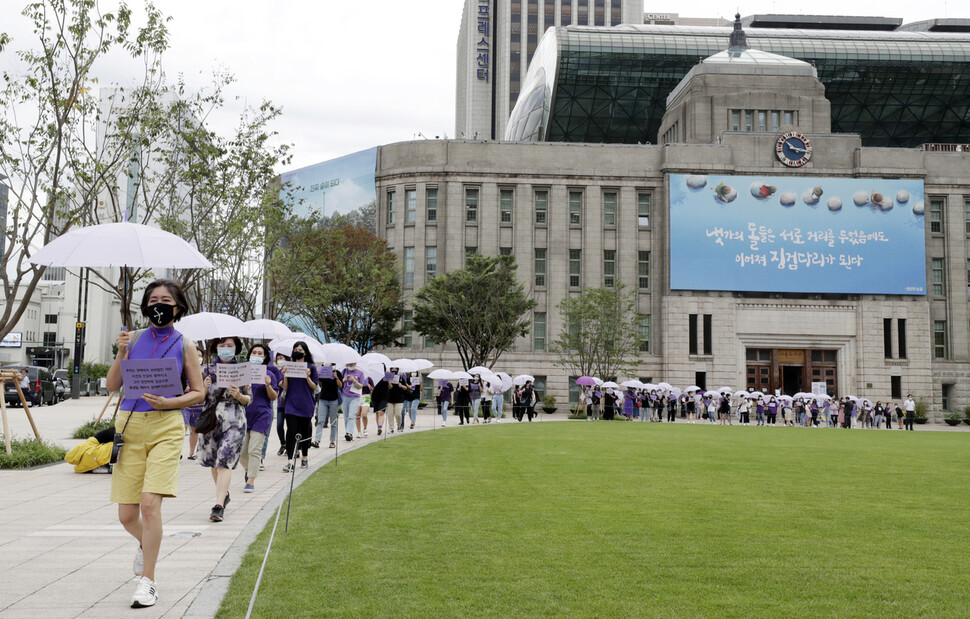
550, 285, 641, 380
412, 253, 536, 370
0, 0, 169, 339
266, 219, 404, 352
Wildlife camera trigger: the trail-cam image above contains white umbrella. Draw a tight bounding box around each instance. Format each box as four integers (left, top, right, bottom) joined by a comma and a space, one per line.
601, 381, 620, 389
512, 374, 535, 386
668, 387, 682, 398
452, 371, 473, 380
321, 343, 361, 368
643, 383, 659, 391
390, 358, 418, 374
620, 380, 641, 389
467, 366, 491, 376
592, 377, 603, 386
427, 369, 453, 379
685, 385, 701, 392
175, 312, 247, 341
411, 358, 434, 370
717, 386, 734, 395
361, 352, 393, 368
359, 362, 387, 385
492, 372, 514, 393
242, 319, 293, 340
733, 390, 749, 398
28, 222, 213, 269
657, 381, 672, 390
269, 336, 327, 362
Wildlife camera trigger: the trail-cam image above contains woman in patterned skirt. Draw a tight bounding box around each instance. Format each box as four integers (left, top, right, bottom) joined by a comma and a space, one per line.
197, 336, 251, 522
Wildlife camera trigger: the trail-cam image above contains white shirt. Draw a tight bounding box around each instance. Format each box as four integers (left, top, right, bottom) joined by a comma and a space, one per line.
904, 398, 915, 412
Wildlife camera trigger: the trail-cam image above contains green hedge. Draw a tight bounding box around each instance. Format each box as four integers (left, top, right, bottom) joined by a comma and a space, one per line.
72, 417, 115, 439
0, 436, 67, 469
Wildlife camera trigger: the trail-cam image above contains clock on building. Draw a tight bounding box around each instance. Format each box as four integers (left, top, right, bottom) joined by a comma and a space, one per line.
775, 131, 813, 167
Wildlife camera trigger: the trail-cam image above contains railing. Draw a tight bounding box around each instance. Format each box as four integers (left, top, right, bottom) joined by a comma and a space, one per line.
921, 143, 970, 152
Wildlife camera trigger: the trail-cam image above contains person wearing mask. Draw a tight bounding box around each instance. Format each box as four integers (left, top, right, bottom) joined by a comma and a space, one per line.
491, 380, 505, 422
766, 397, 778, 425
873, 401, 885, 429
385, 367, 406, 434
313, 363, 343, 449
241, 344, 277, 492
183, 344, 205, 460
340, 362, 366, 441
281, 342, 318, 471
454, 379, 471, 425
469, 374, 483, 423
894, 401, 904, 429
622, 388, 637, 421
105, 279, 204, 609
603, 388, 618, 421
405, 372, 421, 430
273, 352, 289, 456
481, 381, 494, 422
522, 380, 537, 421
198, 336, 250, 522
436, 380, 453, 426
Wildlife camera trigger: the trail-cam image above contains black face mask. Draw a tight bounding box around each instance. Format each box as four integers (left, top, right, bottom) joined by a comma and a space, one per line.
146, 303, 175, 327
292, 350, 305, 360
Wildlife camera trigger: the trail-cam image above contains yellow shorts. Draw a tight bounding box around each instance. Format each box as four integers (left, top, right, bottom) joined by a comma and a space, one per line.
110, 410, 184, 504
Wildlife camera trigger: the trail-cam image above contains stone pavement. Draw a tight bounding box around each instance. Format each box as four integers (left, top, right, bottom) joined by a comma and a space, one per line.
0, 397, 962, 618
0, 395, 480, 618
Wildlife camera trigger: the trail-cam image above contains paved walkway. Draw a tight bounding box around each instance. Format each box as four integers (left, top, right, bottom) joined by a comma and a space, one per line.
1, 398, 963, 618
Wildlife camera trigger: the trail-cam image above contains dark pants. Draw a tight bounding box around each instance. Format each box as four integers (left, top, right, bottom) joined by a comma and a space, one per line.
276, 407, 286, 445
285, 414, 312, 459
905, 415, 914, 430
740, 412, 750, 424
667, 408, 676, 422
456, 405, 470, 424
482, 400, 492, 419
526, 406, 535, 421
767, 413, 776, 425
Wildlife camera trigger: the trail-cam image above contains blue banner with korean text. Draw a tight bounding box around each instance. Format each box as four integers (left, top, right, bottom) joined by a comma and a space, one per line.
669, 174, 926, 295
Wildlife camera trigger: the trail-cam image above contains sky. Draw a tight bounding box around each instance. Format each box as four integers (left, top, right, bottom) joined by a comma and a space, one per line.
0, 0, 965, 173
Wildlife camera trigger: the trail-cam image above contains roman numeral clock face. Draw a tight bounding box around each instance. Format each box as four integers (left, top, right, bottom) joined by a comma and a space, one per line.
775, 131, 812, 167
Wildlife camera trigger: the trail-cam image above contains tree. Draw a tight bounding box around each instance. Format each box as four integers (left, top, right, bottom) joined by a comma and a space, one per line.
412, 253, 536, 370
0, 0, 169, 340
550, 284, 641, 380
266, 219, 404, 352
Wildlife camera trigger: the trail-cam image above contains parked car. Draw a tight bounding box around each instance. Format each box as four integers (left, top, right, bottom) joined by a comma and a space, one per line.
3, 365, 56, 407
52, 369, 70, 402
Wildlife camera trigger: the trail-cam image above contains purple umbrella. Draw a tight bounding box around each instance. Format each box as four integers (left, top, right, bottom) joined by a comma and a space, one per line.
575, 376, 597, 386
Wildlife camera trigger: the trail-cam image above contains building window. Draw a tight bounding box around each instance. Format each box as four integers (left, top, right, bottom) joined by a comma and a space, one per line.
533, 376, 547, 401
499, 247, 512, 256
426, 187, 438, 222
965, 199, 970, 234
569, 249, 581, 287
770, 110, 779, 132
891, 376, 902, 400
638, 251, 650, 289
402, 310, 414, 348
783, 110, 794, 125
534, 248, 546, 287
703, 314, 712, 355
689, 314, 698, 355
744, 110, 753, 131
638, 315, 650, 353
568, 376, 581, 405
898, 318, 907, 359
500, 188, 513, 223
757, 110, 766, 132
942, 383, 954, 411
404, 247, 414, 286
386, 190, 396, 225
932, 258, 945, 296
730, 110, 740, 131
603, 191, 616, 226
534, 189, 548, 225
425, 246, 436, 279
43, 332, 56, 347
533, 311, 546, 351
423, 335, 436, 350
883, 318, 893, 358
569, 191, 582, 225
934, 320, 947, 359
465, 187, 479, 223
44, 314, 57, 324
929, 198, 944, 233
43, 267, 65, 281
405, 189, 416, 223
637, 192, 650, 227
603, 250, 615, 287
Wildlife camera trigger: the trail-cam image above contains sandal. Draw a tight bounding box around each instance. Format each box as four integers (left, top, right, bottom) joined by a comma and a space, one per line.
277, 446, 285, 456
329, 442, 335, 449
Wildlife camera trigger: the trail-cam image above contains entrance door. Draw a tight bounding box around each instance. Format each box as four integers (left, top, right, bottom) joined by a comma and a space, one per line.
782, 365, 803, 395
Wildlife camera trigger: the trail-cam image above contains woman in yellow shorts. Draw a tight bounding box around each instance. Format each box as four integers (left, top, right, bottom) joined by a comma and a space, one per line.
106, 279, 204, 609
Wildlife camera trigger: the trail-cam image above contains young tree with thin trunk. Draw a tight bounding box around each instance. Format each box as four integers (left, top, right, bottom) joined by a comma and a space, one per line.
551, 284, 641, 380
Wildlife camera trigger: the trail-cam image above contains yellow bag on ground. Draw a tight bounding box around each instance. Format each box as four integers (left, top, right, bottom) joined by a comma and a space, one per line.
64, 437, 113, 473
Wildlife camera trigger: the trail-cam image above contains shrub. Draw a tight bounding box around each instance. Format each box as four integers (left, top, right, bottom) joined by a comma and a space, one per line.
914, 400, 928, 419
72, 417, 115, 439
81, 362, 111, 379
964, 405, 970, 419
0, 436, 67, 469
542, 395, 556, 409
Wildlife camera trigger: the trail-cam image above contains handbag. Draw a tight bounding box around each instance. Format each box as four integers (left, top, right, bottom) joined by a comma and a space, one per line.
195, 390, 223, 435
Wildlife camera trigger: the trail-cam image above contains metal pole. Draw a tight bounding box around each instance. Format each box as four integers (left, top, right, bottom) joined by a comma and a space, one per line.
284, 433, 300, 533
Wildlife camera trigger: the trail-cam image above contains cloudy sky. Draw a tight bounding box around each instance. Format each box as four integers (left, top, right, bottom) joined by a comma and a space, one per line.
1, 0, 963, 172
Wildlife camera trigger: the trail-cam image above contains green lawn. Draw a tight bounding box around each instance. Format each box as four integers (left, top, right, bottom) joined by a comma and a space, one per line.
218, 423, 970, 618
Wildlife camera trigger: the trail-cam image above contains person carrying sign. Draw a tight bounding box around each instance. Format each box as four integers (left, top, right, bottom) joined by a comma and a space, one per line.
105, 279, 205, 609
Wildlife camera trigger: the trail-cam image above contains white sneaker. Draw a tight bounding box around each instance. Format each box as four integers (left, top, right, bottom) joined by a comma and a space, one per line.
133, 545, 144, 576
131, 576, 157, 608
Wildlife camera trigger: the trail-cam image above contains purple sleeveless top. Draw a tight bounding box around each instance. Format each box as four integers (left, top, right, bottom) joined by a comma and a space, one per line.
121, 325, 185, 412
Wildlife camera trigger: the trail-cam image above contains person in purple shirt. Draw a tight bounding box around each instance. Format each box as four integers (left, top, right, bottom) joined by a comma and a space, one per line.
281, 342, 318, 472
241, 344, 277, 493
436, 380, 453, 426
105, 279, 204, 609
623, 388, 637, 421
767, 397, 779, 425
340, 361, 366, 441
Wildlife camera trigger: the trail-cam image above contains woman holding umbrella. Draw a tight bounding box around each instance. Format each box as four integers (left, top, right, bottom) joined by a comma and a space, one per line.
454, 378, 471, 425
622, 386, 637, 421
198, 336, 251, 522
106, 279, 205, 609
